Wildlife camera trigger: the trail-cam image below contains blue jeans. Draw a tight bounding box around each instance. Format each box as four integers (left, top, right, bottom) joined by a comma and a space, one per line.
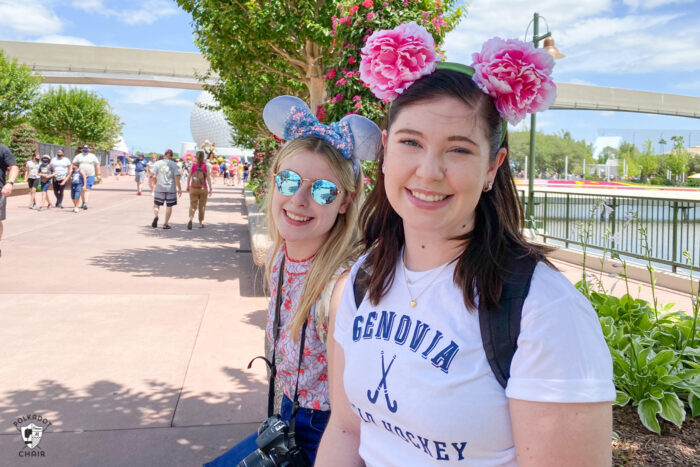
204, 395, 330, 467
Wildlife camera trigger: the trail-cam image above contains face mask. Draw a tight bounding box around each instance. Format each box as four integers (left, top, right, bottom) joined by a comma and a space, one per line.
82, 149, 89, 153
57, 154, 64, 158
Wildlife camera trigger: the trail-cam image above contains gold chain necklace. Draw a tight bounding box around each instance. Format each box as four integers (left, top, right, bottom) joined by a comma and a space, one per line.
401, 251, 453, 308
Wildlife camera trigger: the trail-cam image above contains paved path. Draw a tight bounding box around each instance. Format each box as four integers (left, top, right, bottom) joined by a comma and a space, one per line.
0, 176, 694, 467
0, 177, 268, 466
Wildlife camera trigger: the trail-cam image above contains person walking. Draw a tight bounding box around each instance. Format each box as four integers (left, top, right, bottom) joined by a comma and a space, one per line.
186, 150, 213, 229
73, 145, 100, 210
25, 153, 40, 209
151, 149, 181, 229
209, 155, 220, 184
0, 144, 19, 258
37, 154, 53, 211
114, 159, 122, 180
146, 154, 157, 196
50, 149, 71, 208
236, 161, 243, 186
127, 153, 147, 195
69, 161, 86, 213
242, 162, 250, 183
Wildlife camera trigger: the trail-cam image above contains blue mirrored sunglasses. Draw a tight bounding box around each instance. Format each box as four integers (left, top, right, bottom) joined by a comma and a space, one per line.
274, 170, 340, 206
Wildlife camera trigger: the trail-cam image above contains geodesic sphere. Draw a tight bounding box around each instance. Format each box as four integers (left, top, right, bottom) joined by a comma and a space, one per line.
190, 91, 234, 147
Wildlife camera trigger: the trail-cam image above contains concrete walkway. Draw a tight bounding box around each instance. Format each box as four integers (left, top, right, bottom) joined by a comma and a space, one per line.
0, 177, 267, 466
0, 177, 694, 467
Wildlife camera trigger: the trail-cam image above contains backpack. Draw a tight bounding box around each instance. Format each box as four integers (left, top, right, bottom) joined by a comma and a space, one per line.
353, 255, 537, 389
191, 162, 207, 189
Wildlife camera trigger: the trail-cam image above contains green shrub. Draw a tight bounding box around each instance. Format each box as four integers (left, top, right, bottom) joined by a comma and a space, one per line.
650, 176, 672, 186
8, 124, 37, 167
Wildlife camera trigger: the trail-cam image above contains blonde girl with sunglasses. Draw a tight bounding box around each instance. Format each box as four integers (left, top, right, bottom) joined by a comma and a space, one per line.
204, 96, 380, 467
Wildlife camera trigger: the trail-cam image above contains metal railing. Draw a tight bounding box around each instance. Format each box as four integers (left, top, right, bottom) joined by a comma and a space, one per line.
519, 190, 700, 273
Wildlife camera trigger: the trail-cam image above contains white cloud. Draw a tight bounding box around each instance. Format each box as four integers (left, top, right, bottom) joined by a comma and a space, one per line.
0, 0, 62, 35
600, 111, 616, 117
444, 0, 700, 78
117, 88, 195, 107
622, 0, 694, 10
71, 0, 178, 25
34, 35, 94, 46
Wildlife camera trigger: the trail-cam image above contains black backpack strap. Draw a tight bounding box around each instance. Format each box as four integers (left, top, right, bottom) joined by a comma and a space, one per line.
353, 266, 369, 309
479, 256, 538, 389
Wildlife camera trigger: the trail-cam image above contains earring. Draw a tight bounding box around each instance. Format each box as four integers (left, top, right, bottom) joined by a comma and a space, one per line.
381, 164, 386, 174
484, 181, 493, 192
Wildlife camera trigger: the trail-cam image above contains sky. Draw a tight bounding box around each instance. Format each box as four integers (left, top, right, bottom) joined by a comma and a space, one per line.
0, 0, 699, 155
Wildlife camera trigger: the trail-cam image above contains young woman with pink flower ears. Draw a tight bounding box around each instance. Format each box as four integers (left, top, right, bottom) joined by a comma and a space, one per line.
204, 96, 380, 467
317, 22, 615, 466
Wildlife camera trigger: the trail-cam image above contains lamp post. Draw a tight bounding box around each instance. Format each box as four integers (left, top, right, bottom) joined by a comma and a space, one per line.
525, 12, 564, 229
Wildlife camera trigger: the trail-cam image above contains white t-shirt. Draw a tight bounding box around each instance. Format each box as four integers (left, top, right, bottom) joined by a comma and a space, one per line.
50, 157, 71, 180
153, 159, 181, 193
26, 160, 39, 179
73, 153, 99, 177
335, 256, 615, 466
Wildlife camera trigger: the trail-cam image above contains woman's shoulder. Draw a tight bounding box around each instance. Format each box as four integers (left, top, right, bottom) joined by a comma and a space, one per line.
523, 261, 597, 322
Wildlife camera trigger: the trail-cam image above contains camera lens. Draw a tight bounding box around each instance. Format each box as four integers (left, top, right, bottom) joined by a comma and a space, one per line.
237, 449, 276, 467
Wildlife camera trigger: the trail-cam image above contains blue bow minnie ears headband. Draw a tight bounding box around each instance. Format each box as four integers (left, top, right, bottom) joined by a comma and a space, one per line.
263, 96, 381, 179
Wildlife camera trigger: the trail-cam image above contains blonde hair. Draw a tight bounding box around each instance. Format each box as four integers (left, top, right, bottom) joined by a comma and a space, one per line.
264, 137, 363, 342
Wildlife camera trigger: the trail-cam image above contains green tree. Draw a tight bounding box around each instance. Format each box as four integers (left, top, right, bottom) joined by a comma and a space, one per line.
666, 136, 689, 181
176, 0, 338, 146
637, 139, 659, 181
688, 153, 700, 174
323, 0, 463, 123
30, 87, 123, 157
8, 124, 37, 168
508, 131, 593, 175
0, 51, 42, 132
617, 142, 640, 178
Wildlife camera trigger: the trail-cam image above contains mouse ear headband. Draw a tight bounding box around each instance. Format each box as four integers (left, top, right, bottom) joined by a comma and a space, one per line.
263, 95, 381, 180
359, 22, 557, 142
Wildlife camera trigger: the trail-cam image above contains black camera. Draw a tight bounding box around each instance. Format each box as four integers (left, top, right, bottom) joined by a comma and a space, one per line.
237, 415, 311, 467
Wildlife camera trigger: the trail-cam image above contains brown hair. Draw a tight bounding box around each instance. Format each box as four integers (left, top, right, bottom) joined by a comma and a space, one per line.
359, 69, 551, 312
195, 150, 205, 163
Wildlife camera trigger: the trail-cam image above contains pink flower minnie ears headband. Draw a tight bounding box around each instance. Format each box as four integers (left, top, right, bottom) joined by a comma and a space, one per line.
359, 22, 557, 140
263, 95, 381, 179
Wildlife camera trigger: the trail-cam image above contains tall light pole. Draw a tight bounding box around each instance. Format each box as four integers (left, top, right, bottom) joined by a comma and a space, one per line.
525, 12, 564, 229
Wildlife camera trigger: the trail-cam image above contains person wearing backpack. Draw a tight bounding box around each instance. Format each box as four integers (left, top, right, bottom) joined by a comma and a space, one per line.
316, 24, 615, 466
186, 150, 213, 229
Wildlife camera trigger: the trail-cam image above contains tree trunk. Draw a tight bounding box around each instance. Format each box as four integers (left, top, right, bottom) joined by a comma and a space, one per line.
304, 40, 326, 113
64, 134, 73, 158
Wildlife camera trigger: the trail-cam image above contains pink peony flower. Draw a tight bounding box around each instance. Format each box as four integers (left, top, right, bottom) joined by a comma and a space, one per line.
324, 68, 336, 80
349, 5, 359, 14
471, 37, 556, 125
348, 56, 356, 65
367, 12, 376, 20
362, 0, 373, 7
359, 22, 440, 101
336, 77, 348, 85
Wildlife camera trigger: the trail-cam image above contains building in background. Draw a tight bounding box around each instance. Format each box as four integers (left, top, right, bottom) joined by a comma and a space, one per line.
189, 91, 253, 162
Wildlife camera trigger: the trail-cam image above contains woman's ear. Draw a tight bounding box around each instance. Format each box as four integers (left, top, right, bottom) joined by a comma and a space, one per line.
337, 191, 356, 215
487, 148, 508, 179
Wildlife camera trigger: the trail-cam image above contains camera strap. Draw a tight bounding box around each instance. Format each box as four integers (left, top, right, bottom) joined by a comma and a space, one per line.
267, 255, 287, 418
289, 318, 308, 438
